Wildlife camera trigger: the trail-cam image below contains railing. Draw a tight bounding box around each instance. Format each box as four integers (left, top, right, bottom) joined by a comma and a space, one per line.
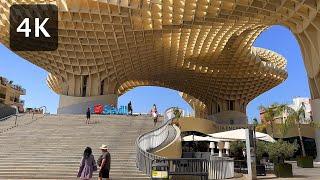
136, 107, 235, 179
0, 104, 17, 119
156, 158, 209, 179
152, 157, 234, 179
136, 107, 179, 176
0, 114, 17, 122
0, 114, 24, 133
0, 77, 26, 94
0, 106, 46, 134
208, 157, 234, 179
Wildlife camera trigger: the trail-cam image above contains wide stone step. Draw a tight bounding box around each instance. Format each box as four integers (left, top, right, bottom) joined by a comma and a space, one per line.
0, 176, 149, 180
0, 172, 149, 177
0, 115, 153, 179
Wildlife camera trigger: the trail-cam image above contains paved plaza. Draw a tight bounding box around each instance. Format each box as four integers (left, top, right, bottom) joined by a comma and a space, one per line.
238, 162, 320, 180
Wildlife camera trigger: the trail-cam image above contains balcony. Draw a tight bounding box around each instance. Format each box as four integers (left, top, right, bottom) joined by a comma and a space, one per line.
0, 76, 26, 95
0, 77, 8, 86
9, 83, 26, 95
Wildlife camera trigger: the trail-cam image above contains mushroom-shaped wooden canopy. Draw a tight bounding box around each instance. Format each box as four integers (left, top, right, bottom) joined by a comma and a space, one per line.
3, 0, 320, 114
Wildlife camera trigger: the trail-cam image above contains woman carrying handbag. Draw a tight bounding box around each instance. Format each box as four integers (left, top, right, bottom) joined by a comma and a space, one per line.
77, 147, 97, 180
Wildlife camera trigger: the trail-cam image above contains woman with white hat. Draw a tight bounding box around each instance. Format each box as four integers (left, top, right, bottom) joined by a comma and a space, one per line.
97, 144, 111, 180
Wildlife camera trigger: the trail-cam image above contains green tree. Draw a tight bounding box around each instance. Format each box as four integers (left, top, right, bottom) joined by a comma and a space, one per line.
256, 141, 268, 162
259, 103, 280, 138
252, 118, 258, 126
279, 103, 307, 157
230, 141, 245, 159
266, 140, 298, 163
173, 107, 182, 119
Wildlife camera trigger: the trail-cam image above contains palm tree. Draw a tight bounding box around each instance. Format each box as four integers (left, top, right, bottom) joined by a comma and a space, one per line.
259, 103, 279, 138
253, 118, 258, 126
288, 102, 306, 157
277, 103, 306, 157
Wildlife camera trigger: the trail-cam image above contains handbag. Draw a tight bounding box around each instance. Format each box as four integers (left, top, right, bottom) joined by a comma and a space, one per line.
93, 165, 98, 171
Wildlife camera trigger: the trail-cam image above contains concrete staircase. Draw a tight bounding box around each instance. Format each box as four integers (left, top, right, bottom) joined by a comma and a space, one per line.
0, 114, 154, 179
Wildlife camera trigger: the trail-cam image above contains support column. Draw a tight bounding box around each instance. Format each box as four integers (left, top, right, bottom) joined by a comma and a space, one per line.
57, 94, 118, 114
312, 99, 320, 161
217, 141, 225, 157
225, 142, 230, 156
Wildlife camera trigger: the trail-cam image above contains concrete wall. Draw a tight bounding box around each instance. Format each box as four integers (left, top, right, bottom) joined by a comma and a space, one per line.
178, 117, 218, 134
267, 124, 315, 139
0, 104, 16, 119
311, 99, 320, 161
208, 111, 248, 125
57, 94, 118, 114
154, 125, 182, 158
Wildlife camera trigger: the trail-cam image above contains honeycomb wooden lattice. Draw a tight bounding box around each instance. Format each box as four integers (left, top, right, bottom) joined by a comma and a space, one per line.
1, 0, 320, 111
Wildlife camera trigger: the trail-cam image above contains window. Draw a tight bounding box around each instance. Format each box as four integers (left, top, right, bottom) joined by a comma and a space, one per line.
216, 104, 221, 113
227, 100, 235, 111
82, 75, 88, 97
100, 80, 104, 95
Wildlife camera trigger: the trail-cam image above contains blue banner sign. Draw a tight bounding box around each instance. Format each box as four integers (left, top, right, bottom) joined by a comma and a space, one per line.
91, 104, 128, 115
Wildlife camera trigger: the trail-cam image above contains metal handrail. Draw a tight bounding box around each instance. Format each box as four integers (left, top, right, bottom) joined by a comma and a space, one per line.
0, 114, 26, 133
136, 107, 235, 179
0, 114, 16, 122
0, 106, 46, 134
136, 107, 179, 175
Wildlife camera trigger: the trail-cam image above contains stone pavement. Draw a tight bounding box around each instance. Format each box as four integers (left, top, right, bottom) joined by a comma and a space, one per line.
239, 161, 320, 180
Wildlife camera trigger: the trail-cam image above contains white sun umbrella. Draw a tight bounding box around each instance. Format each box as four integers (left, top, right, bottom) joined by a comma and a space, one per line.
256, 132, 276, 142
182, 135, 225, 142
208, 129, 275, 143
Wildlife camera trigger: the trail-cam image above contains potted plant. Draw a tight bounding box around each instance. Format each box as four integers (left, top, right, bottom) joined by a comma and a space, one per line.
255, 141, 268, 176
266, 140, 298, 177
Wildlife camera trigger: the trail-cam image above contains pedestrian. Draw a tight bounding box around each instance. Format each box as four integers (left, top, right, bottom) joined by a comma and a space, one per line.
77, 147, 97, 180
97, 144, 111, 180
86, 107, 91, 124
151, 104, 158, 127
128, 101, 133, 116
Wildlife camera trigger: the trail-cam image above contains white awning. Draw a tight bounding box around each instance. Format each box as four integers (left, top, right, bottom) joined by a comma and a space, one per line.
208, 129, 275, 143
182, 135, 223, 142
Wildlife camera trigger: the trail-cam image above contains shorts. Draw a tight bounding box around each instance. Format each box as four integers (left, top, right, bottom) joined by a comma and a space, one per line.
99, 169, 110, 178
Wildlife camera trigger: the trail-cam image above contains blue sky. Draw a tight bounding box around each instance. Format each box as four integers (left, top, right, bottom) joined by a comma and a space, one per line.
0, 25, 310, 121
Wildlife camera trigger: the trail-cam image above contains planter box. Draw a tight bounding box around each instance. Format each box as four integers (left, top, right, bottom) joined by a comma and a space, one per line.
256, 165, 266, 176
274, 163, 293, 177
297, 156, 314, 168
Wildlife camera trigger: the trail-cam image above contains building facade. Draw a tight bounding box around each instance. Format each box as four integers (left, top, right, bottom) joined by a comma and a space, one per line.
1, 0, 320, 159
260, 97, 312, 124
0, 76, 26, 112
1, 0, 289, 118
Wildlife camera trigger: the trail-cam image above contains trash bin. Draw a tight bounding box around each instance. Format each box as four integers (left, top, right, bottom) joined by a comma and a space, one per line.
151, 160, 169, 180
